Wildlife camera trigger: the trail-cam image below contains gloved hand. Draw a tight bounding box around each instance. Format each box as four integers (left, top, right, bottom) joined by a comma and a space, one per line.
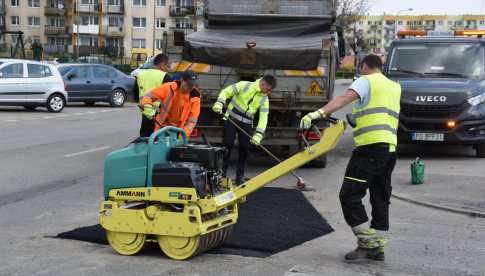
212, 102, 223, 114
250, 132, 263, 146
143, 104, 156, 119
300, 109, 326, 129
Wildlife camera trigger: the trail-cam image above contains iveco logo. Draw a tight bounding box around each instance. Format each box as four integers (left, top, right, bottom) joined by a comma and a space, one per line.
416, 96, 447, 102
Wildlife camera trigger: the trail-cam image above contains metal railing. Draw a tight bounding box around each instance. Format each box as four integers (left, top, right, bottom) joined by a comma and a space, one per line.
44, 44, 68, 53
45, 25, 68, 35
44, 6, 66, 15
101, 26, 124, 36
70, 45, 124, 57
0, 24, 6, 31
103, 4, 124, 14
169, 5, 195, 16
75, 3, 99, 13
168, 26, 194, 35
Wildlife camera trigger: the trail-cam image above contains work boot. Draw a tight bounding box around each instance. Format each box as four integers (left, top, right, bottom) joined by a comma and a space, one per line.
344, 247, 384, 261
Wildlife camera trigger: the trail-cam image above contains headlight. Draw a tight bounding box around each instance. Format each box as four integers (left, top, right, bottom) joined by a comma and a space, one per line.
467, 93, 485, 106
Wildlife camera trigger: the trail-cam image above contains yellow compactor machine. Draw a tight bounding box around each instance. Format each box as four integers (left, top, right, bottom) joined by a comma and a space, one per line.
100, 118, 346, 260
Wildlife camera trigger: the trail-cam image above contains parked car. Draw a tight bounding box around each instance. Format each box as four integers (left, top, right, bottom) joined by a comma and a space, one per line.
0, 58, 68, 112
78, 56, 113, 66
57, 64, 134, 107
130, 56, 154, 77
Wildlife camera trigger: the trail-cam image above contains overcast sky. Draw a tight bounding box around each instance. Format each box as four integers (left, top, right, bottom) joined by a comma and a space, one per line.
368, 0, 485, 15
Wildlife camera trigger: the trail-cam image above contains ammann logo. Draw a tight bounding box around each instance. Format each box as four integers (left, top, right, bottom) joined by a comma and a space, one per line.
116, 190, 146, 197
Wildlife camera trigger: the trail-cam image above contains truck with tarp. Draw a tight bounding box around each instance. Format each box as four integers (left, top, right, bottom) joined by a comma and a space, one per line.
165, 0, 344, 167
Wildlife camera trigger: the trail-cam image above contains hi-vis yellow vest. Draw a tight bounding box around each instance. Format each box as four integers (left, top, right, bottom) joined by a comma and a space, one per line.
137, 68, 167, 108
352, 73, 401, 147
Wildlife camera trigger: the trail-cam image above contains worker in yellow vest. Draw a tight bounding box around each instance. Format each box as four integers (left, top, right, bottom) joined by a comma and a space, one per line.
135, 54, 171, 137
301, 55, 401, 262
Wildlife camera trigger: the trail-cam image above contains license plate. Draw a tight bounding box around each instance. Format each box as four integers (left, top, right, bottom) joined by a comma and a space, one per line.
412, 132, 444, 141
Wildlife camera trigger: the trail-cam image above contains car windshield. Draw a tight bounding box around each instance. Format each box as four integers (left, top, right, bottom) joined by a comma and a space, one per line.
58, 66, 74, 76
141, 57, 155, 69
387, 42, 485, 79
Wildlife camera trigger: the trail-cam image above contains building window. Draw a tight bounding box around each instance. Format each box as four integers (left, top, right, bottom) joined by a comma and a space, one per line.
81, 16, 98, 25
28, 17, 41, 26
156, 0, 166, 7
107, 38, 122, 47
0, 17, 4, 25
367, 30, 370, 34
447, 21, 452, 26
133, 17, 146, 28
132, 0, 146, 7
11, 0, 19, 6
358, 21, 363, 26
376, 21, 381, 26
377, 39, 381, 43
11, 16, 19, 25
156, 39, 163, 49
438, 21, 443, 26
132, 39, 146, 48
156, 18, 165, 29
28, 0, 40, 7
480, 20, 485, 25
109, 17, 122, 27
398, 21, 402, 25
108, 0, 122, 5
368, 21, 371, 25
455, 21, 462, 26
377, 30, 381, 34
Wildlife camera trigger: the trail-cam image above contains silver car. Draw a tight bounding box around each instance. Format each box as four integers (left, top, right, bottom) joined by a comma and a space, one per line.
0, 59, 68, 112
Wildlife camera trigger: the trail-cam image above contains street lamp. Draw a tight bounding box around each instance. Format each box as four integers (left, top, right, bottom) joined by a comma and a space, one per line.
395, 8, 413, 38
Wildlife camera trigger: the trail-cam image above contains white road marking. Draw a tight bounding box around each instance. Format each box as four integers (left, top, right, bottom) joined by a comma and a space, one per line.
4, 119, 18, 122
64, 146, 112, 157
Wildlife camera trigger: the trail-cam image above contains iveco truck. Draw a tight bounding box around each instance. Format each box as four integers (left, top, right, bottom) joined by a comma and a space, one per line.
385, 30, 485, 157
164, 0, 344, 167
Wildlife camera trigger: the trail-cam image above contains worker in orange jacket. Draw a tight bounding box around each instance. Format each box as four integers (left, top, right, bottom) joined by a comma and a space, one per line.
140, 70, 201, 137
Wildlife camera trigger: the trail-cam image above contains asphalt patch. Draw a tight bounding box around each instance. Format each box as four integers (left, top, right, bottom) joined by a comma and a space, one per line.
56, 187, 334, 257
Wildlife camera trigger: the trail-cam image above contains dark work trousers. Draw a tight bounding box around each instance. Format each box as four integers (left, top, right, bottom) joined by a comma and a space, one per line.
339, 144, 397, 231
222, 118, 253, 180
139, 116, 155, 138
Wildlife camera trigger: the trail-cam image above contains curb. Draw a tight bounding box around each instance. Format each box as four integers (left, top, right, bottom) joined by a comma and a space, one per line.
391, 192, 485, 218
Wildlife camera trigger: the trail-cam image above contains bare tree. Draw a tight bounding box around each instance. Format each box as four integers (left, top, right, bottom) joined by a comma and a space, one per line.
334, 0, 370, 54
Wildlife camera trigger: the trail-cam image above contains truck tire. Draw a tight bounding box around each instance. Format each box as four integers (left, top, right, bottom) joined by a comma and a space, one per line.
476, 143, 485, 158
308, 154, 327, 168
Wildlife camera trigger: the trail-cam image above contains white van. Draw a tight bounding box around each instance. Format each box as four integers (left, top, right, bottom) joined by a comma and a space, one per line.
0, 59, 68, 112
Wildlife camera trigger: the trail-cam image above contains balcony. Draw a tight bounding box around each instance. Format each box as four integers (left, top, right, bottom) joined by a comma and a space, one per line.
0, 5, 5, 15
0, 42, 7, 51
44, 6, 66, 16
45, 25, 68, 35
102, 4, 124, 14
72, 24, 100, 35
168, 27, 194, 35
75, 3, 99, 13
44, 44, 68, 53
101, 26, 124, 36
0, 23, 5, 31
169, 5, 195, 16
70, 45, 123, 57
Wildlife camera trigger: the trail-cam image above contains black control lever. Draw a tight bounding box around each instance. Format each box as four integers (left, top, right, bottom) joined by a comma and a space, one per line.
346, 113, 357, 128
202, 133, 213, 148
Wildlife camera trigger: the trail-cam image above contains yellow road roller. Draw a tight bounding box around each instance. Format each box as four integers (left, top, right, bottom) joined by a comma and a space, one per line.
100, 118, 346, 260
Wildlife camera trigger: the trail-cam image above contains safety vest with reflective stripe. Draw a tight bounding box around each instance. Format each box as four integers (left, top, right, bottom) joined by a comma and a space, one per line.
137, 68, 167, 110
352, 73, 401, 147
140, 81, 201, 137
217, 79, 269, 134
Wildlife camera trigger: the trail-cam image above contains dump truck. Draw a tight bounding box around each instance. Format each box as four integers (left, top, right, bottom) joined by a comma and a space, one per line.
164, 0, 345, 167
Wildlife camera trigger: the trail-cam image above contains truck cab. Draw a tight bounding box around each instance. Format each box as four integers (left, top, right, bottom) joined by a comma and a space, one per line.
385, 30, 485, 157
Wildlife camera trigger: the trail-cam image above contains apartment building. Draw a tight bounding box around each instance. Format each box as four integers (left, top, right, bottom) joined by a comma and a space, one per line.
353, 14, 485, 55
0, 0, 197, 59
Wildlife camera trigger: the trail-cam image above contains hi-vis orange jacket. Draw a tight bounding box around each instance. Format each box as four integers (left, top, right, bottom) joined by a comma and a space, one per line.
141, 81, 201, 137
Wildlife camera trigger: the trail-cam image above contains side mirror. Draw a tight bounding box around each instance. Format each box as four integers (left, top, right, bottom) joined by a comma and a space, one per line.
67, 73, 77, 80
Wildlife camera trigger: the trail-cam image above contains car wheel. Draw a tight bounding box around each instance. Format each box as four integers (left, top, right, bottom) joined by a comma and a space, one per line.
84, 101, 96, 106
476, 143, 485, 158
24, 106, 37, 111
46, 93, 65, 113
110, 89, 126, 107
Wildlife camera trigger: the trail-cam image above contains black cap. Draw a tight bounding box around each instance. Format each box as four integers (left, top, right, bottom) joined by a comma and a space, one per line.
182, 70, 198, 86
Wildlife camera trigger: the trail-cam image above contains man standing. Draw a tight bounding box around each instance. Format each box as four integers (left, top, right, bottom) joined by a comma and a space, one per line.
300, 55, 401, 261
140, 70, 200, 138
135, 54, 172, 137
212, 75, 277, 185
